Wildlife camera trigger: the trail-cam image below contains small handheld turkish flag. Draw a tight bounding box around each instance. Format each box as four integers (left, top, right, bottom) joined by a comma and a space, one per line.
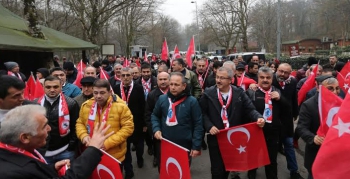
90, 150, 123, 179
312, 88, 350, 178
337, 61, 350, 93
298, 63, 318, 105
216, 122, 270, 171
160, 138, 191, 179
317, 85, 343, 137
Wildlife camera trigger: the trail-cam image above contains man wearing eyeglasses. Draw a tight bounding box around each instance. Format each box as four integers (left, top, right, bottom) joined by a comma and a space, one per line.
112, 67, 146, 179
296, 76, 340, 179
273, 63, 304, 179
199, 67, 265, 179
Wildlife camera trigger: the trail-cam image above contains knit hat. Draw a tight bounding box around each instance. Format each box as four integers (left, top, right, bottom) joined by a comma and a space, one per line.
36, 68, 50, 78
63, 62, 75, 71
92, 61, 101, 68
4, 61, 19, 70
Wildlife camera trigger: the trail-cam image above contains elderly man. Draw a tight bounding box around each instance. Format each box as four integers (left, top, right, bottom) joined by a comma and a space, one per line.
246, 67, 289, 179
0, 76, 33, 120
152, 72, 203, 170
108, 64, 123, 88
199, 67, 264, 179
296, 76, 340, 179
0, 105, 114, 178
131, 66, 141, 81
74, 76, 96, 107
145, 72, 170, 167
34, 76, 80, 164
83, 66, 97, 78
76, 79, 134, 177
2, 61, 26, 81
171, 58, 202, 99
50, 67, 81, 98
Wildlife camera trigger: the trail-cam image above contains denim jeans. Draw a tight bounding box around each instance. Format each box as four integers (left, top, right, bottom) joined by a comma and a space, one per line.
283, 137, 298, 174
44, 150, 75, 165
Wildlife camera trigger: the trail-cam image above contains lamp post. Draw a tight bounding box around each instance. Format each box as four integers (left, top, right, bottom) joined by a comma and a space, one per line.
191, 1, 200, 54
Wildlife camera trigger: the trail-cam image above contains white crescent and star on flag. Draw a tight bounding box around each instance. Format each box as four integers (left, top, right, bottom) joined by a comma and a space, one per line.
227, 127, 251, 154
166, 157, 183, 179
333, 117, 350, 137
97, 164, 116, 179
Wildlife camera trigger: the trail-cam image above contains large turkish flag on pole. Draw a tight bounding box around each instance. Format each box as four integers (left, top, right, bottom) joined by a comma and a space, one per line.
160, 138, 191, 179
24, 73, 36, 100
186, 36, 195, 69
90, 150, 123, 179
33, 78, 44, 99
216, 122, 270, 171
317, 85, 343, 137
337, 61, 350, 93
73, 60, 85, 88
298, 63, 318, 105
312, 90, 350, 179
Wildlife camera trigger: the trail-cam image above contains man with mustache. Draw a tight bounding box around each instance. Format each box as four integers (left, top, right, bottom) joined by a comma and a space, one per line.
145, 72, 170, 167
246, 67, 289, 179
194, 59, 210, 91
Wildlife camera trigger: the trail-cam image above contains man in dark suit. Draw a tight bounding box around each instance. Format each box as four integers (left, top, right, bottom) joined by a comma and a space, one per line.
329, 55, 344, 72
273, 63, 303, 179
112, 67, 145, 179
135, 63, 157, 156
296, 76, 340, 179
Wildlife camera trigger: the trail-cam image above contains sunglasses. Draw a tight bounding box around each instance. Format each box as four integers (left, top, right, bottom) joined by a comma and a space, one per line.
121, 74, 131, 77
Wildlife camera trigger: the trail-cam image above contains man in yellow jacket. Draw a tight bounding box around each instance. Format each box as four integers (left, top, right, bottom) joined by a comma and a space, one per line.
76, 79, 134, 163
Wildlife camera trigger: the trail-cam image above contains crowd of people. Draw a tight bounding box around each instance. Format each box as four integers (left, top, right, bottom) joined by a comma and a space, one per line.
0, 54, 344, 179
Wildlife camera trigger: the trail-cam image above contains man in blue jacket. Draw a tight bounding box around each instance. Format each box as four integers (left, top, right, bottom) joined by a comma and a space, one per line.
151, 72, 203, 169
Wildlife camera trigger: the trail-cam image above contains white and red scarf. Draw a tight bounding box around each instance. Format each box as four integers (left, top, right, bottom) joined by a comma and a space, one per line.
159, 88, 169, 95
258, 86, 273, 123
114, 75, 121, 81
0, 142, 46, 163
196, 68, 209, 89
142, 78, 151, 100
87, 99, 113, 137
166, 97, 187, 126
217, 87, 232, 129
38, 93, 70, 137
8, 71, 22, 81
120, 81, 133, 105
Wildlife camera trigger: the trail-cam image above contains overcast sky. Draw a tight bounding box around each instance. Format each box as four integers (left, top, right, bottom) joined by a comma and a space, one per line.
159, 0, 204, 26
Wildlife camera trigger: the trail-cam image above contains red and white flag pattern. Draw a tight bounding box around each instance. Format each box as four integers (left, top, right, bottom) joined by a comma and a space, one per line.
91, 150, 123, 179
317, 85, 343, 137
186, 36, 195, 69
337, 61, 350, 94
298, 63, 318, 105
161, 38, 169, 61
160, 138, 191, 179
216, 122, 270, 171
312, 88, 350, 178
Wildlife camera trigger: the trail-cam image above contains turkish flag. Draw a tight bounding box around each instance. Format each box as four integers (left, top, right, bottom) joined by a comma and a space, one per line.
33, 78, 45, 99
144, 51, 149, 63
298, 63, 318, 105
91, 150, 123, 179
290, 71, 297, 78
312, 89, 350, 178
160, 138, 191, 179
337, 61, 350, 93
123, 58, 130, 67
317, 85, 343, 137
161, 38, 169, 61
73, 60, 85, 88
172, 45, 181, 61
216, 122, 270, 171
186, 36, 195, 69
99, 67, 110, 80
24, 74, 36, 100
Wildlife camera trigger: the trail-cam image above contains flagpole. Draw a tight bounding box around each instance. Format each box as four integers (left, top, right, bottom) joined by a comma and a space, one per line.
161, 138, 189, 152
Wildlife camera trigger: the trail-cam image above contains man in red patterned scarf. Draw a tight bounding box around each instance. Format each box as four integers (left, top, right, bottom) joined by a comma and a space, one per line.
34, 76, 80, 164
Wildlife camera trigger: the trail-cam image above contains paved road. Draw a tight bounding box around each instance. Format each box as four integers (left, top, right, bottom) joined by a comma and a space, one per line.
128, 121, 309, 179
